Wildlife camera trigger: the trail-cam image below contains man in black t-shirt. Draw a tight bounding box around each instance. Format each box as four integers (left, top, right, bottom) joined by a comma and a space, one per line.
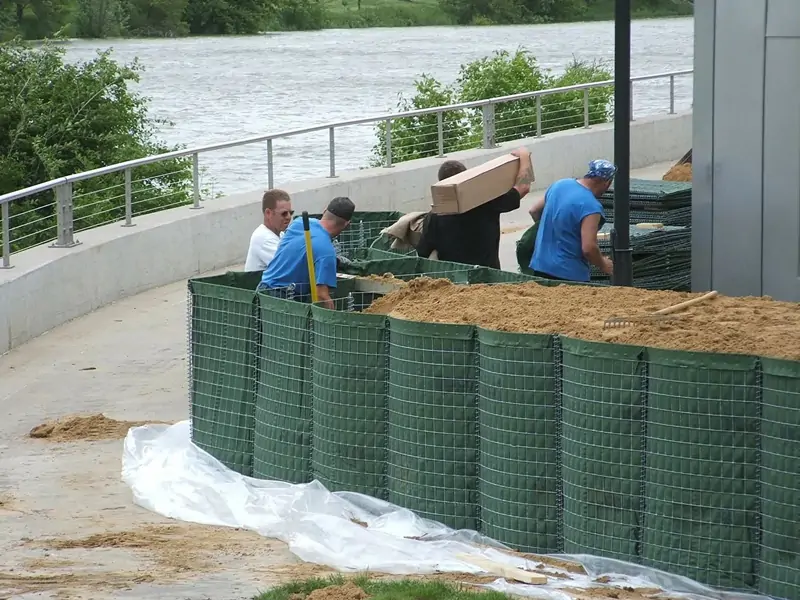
417, 147, 533, 269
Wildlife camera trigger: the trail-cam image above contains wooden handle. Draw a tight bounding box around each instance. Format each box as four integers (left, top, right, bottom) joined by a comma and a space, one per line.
654, 291, 719, 316
456, 553, 547, 585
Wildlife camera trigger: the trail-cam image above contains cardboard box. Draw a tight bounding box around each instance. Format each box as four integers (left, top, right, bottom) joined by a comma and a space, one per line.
430, 153, 534, 214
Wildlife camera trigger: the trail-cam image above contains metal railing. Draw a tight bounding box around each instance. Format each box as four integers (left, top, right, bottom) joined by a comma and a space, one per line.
0, 69, 693, 269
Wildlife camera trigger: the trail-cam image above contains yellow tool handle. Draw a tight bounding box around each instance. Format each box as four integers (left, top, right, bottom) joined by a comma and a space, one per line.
654, 291, 718, 315
302, 211, 319, 304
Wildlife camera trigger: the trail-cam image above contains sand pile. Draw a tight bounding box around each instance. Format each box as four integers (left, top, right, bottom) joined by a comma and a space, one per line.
364, 278, 800, 360
662, 162, 692, 181
29, 414, 166, 442
32, 523, 267, 574
364, 273, 408, 287
307, 582, 369, 600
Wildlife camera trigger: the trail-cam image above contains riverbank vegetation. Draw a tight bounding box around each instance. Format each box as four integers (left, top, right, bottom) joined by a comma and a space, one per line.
0, 40, 192, 252
370, 49, 613, 166
1, 0, 692, 39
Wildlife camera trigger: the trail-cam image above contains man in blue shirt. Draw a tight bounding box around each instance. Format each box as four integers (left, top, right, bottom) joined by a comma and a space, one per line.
528, 159, 616, 282
259, 197, 355, 309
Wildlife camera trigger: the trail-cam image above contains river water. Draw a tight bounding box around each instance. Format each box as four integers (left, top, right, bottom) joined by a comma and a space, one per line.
63, 18, 694, 194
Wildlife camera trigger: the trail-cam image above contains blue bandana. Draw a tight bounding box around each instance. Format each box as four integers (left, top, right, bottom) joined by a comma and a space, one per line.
586, 159, 617, 180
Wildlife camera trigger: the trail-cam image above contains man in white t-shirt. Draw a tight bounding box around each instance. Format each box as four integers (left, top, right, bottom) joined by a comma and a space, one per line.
244, 189, 294, 271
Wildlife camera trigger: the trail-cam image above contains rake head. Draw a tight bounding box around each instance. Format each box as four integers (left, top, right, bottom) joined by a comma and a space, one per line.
603, 314, 683, 329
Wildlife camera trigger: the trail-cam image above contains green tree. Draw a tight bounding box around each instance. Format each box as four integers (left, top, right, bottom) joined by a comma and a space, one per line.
370, 49, 613, 166
0, 0, 72, 39
540, 57, 613, 134
125, 0, 189, 36
456, 49, 549, 142
73, 0, 127, 37
184, 0, 272, 34
370, 74, 473, 167
0, 39, 192, 254
272, 0, 326, 30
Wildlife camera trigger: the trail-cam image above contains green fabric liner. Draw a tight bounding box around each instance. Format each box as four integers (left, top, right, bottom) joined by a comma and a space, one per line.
386, 317, 479, 531
353, 247, 409, 261
477, 328, 559, 553
559, 337, 645, 562
310, 307, 389, 499
468, 267, 538, 285
758, 358, 800, 600
642, 348, 760, 591
252, 294, 313, 484
188, 273, 261, 476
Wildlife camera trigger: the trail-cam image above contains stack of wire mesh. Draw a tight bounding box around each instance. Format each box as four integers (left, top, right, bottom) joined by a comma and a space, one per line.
593, 179, 693, 291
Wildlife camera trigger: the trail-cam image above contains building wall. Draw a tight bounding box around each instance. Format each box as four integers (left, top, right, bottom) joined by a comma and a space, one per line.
693, 0, 800, 301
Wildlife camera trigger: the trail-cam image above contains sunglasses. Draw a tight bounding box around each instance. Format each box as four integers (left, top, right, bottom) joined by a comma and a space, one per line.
272, 209, 294, 217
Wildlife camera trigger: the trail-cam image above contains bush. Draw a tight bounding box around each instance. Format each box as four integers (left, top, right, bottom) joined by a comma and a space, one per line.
370, 49, 613, 166
0, 39, 192, 254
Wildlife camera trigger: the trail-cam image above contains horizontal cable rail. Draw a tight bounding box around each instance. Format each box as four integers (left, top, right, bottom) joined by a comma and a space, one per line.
0, 69, 693, 268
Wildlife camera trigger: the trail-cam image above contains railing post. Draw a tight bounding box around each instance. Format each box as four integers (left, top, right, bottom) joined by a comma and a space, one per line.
536, 96, 543, 138
630, 81, 635, 122
122, 168, 135, 226
481, 103, 496, 148
437, 111, 444, 157
191, 153, 202, 209
328, 127, 336, 178
669, 75, 675, 114
583, 89, 590, 128
267, 140, 274, 188
385, 119, 393, 168
1, 201, 11, 269
51, 182, 79, 249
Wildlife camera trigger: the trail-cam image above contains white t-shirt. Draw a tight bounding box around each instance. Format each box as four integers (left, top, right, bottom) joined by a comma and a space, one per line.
244, 225, 281, 272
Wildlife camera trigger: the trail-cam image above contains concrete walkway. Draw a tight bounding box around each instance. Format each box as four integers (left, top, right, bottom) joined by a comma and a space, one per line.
0, 161, 674, 599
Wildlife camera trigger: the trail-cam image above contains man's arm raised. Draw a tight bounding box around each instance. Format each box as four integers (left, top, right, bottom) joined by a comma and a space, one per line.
510, 147, 533, 197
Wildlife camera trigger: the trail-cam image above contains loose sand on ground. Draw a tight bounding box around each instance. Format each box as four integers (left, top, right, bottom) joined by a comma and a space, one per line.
29, 414, 171, 442
364, 278, 800, 360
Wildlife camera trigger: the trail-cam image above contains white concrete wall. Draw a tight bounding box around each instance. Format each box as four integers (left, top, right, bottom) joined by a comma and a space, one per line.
0, 111, 691, 354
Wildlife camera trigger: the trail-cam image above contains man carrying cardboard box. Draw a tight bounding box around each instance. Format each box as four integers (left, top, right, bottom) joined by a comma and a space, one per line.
416, 147, 533, 269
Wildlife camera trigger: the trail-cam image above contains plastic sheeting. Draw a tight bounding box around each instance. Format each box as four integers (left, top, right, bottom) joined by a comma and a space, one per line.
122, 422, 768, 600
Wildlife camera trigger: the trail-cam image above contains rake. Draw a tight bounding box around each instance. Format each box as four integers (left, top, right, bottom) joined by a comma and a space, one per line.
603, 291, 719, 329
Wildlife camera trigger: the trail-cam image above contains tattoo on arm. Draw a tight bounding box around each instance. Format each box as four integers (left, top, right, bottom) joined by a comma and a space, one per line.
516, 164, 533, 186
515, 160, 533, 185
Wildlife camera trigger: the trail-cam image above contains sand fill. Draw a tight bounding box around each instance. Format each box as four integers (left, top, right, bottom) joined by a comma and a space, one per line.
308, 582, 369, 600
366, 273, 406, 283
662, 163, 692, 182
364, 278, 800, 360
29, 414, 168, 442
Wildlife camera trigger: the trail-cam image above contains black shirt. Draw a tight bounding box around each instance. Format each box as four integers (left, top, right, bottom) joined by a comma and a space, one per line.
417, 188, 522, 270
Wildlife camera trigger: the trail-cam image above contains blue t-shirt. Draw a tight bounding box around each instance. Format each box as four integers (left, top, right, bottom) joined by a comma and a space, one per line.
530, 178, 605, 282
261, 218, 338, 295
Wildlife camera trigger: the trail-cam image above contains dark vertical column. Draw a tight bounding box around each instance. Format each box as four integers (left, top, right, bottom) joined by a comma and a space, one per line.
612, 0, 632, 286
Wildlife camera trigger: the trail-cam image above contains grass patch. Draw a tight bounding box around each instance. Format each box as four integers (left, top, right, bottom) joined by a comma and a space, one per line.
254, 575, 512, 600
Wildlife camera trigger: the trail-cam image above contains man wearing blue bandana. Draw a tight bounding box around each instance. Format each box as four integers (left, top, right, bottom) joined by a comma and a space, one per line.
527, 159, 616, 282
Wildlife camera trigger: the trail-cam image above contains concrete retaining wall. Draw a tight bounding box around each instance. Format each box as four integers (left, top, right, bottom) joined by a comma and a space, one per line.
0, 111, 691, 354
